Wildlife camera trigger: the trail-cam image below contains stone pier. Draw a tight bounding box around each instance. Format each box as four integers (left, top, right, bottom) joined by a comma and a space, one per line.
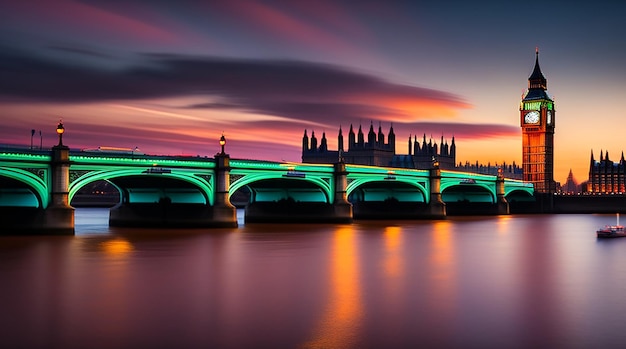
496, 170, 510, 215
332, 161, 353, 223
426, 161, 446, 219
213, 152, 238, 227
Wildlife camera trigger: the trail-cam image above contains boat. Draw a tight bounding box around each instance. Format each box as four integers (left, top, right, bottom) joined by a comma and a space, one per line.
597, 213, 626, 238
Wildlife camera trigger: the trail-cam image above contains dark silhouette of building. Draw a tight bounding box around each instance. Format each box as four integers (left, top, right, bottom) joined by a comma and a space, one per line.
559, 169, 580, 194
588, 150, 626, 193
301, 123, 456, 169
458, 161, 523, 179
520, 48, 556, 193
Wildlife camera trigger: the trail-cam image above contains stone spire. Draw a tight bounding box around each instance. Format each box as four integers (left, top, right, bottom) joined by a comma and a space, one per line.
529, 47, 547, 90
368, 122, 376, 146
302, 129, 309, 152
338, 125, 344, 152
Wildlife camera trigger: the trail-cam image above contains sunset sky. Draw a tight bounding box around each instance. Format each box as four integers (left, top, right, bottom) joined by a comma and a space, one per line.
1, 1, 625, 183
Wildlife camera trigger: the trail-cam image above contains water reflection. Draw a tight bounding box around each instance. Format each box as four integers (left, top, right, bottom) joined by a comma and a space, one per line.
302, 226, 362, 349
426, 220, 457, 342
496, 215, 512, 235
5, 211, 626, 348
516, 217, 564, 347
100, 238, 134, 256
383, 226, 403, 279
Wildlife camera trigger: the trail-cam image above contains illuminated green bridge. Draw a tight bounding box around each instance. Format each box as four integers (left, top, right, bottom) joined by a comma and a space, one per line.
0, 146, 534, 234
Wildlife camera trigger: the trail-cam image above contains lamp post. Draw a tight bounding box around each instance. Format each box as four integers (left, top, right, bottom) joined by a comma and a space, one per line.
49, 119, 74, 234
213, 133, 237, 227
219, 133, 226, 155
56, 120, 65, 147
432, 156, 440, 169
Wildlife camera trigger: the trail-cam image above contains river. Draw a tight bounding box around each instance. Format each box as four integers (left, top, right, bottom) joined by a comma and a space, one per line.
1, 208, 626, 348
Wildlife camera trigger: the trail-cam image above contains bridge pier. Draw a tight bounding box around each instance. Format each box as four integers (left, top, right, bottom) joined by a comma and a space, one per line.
213, 152, 238, 227
426, 161, 446, 219
3, 138, 75, 234
42, 144, 75, 234
496, 170, 510, 215
332, 161, 353, 223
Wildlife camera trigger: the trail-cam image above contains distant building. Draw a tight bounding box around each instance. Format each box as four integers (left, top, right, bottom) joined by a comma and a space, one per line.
560, 169, 581, 194
301, 123, 456, 170
457, 161, 523, 180
588, 150, 626, 193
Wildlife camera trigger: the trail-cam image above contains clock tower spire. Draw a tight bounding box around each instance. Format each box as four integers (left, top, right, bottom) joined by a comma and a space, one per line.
520, 48, 555, 193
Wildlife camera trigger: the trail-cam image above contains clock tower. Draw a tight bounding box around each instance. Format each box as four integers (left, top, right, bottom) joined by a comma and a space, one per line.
520, 48, 555, 193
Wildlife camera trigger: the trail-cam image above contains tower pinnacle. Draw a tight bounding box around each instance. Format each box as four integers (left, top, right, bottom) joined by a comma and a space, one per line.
529, 48, 547, 90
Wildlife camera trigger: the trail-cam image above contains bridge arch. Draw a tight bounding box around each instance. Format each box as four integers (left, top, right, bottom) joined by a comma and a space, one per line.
230, 173, 332, 204
346, 178, 428, 202
69, 169, 214, 205
441, 183, 496, 203
0, 168, 48, 208
505, 189, 535, 201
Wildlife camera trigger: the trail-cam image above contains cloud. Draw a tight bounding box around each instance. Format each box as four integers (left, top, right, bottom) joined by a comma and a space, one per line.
0, 46, 523, 163
47, 45, 116, 60
0, 49, 469, 123
184, 102, 242, 110
401, 122, 518, 139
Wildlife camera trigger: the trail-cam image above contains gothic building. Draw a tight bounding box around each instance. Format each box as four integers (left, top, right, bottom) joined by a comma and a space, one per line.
301, 122, 456, 169
588, 150, 626, 193
520, 48, 556, 193
458, 161, 523, 180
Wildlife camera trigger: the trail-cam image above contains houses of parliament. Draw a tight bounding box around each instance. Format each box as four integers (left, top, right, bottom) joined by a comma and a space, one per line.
300, 48, 548, 181
301, 49, 623, 195
301, 122, 522, 179
301, 122, 458, 170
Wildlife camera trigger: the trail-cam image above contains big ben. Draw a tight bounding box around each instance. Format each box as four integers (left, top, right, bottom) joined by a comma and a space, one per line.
520, 48, 555, 193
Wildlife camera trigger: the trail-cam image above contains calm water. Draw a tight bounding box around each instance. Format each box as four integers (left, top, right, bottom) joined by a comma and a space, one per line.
2, 209, 626, 349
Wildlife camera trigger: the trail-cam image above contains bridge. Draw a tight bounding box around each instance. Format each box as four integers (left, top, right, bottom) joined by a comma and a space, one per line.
0, 131, 533, 234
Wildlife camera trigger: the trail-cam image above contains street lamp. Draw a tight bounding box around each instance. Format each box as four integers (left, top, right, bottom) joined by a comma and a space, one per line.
219, 133, 226, 155
56, 120, 65, 147
431, 156, 439, 169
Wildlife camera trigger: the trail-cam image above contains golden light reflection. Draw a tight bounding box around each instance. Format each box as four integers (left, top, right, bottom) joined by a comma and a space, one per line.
496, 215, 512, 235
301, 226, 362, 349
431, 221, 454, 267
383, 226, 402, 278
428, 220, 456, 314
100, 238, 134, 257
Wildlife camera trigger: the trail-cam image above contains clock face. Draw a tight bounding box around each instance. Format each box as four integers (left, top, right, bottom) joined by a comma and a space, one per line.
524, 111, 540, 124
547, 111, 552, 124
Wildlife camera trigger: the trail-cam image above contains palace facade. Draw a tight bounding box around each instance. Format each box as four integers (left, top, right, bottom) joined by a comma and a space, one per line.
301, 123, 456, 170
587, 150, 626, 193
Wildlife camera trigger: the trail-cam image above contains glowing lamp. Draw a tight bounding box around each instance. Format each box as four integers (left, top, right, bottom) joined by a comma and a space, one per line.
431, 156, 439, 169
219, 134, 226, 155
56, 120, 65, 146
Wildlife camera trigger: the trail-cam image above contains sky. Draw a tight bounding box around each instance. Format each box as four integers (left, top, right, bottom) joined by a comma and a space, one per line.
1, 0, 625, 184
